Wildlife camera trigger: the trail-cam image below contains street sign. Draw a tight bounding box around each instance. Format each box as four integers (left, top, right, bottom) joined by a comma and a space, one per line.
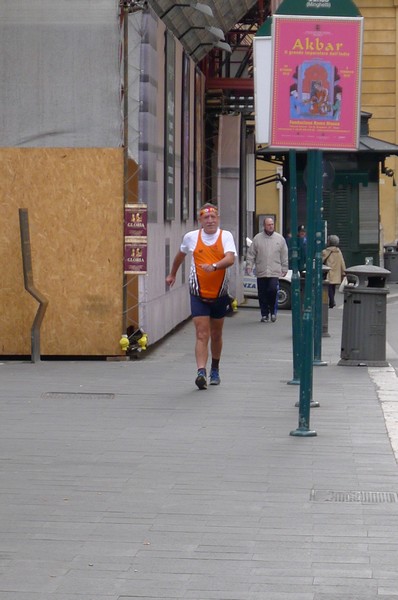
253, 0, 364, 436
254, 0, 363, 148
270, 15, 363, 151
272, 0, 360, 18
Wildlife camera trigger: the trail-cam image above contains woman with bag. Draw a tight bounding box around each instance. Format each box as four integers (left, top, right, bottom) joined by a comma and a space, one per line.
322, 235, 346, 308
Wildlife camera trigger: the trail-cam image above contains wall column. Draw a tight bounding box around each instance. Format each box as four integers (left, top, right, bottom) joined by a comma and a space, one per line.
395, 0, 398, 240
217, 114, 243, 301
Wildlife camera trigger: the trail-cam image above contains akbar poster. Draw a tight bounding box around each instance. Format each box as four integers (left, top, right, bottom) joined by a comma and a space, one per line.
270, 15, 363, 150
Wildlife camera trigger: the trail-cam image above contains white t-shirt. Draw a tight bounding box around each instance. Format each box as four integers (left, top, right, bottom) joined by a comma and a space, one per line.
180, 227, 237, 298
180, 228, 237, 255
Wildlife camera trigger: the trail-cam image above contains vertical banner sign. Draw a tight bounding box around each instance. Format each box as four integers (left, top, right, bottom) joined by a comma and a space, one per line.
271, 15, 363, 150
164, 31, 176, 220
181, 52, 190, 221
124, 204, 147, 274
253, 36, 272, 144
194, 68, 204, 218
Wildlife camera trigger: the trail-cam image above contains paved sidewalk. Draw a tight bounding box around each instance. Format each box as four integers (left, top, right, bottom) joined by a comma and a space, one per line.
1, 294, 398, 599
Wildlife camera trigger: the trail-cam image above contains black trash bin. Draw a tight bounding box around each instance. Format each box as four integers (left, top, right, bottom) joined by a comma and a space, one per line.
338, 265, 390, 367
384, 244, 398, 283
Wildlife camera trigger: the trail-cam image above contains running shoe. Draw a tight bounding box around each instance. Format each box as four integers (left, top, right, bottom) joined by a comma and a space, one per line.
271, 314, 277, 322
260, 316, 269, 323
195, 369, 207, 390
209, 369, 221, 386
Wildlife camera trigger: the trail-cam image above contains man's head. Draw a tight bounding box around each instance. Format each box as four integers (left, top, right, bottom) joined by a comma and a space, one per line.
199, 203, 219, 234
298, 224, 306, 238
263, 217, 275, 236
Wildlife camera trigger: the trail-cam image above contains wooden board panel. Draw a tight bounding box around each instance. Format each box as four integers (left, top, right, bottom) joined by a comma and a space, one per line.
364, 30, 395, 41
0, 148, 124, 356
362, 68, 396, 82
358, 0, 394, 7
360, 6, 395, 16
363, 56, 396, 68
364, 19, 395, 31
363, 42, 396, 55
362, 93, 396, 107
362, 81, 396, 93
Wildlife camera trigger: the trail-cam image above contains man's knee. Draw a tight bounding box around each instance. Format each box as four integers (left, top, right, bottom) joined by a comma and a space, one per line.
210, 319, 224, 339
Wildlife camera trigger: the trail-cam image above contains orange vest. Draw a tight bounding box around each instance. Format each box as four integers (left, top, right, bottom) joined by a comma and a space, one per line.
193, 230, 227, 299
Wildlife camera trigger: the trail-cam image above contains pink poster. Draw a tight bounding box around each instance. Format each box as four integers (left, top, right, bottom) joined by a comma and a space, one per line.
271, 16, 363, 150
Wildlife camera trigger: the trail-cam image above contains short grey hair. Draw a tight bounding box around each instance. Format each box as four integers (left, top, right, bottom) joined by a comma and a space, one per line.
328, 235, 340, 246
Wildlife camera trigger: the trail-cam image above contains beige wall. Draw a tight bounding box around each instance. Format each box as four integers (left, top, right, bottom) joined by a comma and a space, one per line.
357, 0, 398, 245
0, 148, 124, 356
255, 161, 281, 233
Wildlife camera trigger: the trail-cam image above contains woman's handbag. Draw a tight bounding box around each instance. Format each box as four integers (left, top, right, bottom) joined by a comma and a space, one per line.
339, 276, 348, 293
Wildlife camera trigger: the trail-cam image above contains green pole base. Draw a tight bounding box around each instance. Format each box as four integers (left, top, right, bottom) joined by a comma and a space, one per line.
290, 428, 317, 437
287, 378, 300, 385
313, 359, 328, 366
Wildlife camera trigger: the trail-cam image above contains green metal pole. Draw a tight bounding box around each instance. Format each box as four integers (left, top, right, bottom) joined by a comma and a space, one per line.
313, 151, 327, 367
288, 150, 301, 385
290, 150, 317, 437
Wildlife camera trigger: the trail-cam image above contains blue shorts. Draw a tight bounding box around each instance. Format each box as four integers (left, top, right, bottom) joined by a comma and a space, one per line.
190, 295, 230, 319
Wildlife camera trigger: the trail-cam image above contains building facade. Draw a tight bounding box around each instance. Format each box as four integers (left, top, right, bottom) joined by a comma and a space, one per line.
0, 0, 253, 357
2, 0, 398, 357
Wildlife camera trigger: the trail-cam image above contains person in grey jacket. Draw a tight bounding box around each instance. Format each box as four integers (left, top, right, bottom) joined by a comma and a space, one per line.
246, 217, 289, 322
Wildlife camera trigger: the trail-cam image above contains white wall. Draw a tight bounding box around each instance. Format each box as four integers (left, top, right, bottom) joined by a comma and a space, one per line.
136, 10, 197, 344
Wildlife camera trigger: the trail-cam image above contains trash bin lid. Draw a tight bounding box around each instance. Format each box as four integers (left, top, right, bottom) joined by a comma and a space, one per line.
345, 265, 390, 276
345, 264, 390, 288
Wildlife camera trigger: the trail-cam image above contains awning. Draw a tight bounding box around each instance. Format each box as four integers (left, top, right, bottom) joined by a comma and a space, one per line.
257, 113, 398, 161
257, 137, 398, 160
148, 0, 258, 61
358, 136, 398, 156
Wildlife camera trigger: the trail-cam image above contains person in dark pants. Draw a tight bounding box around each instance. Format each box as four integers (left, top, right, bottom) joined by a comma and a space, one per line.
246, 217, 289, 323
322, 234, 346, 308
257, 277, 279, 321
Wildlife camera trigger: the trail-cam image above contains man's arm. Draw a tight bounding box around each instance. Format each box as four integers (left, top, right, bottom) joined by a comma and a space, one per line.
245, 241, 256, 273
281, 239, 289, 276
201, 251, 235, 273
217, 251, 235, 270
166, 250, 186, 287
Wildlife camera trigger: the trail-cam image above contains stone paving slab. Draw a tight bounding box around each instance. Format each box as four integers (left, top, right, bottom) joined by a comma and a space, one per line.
1, 294, 398, 598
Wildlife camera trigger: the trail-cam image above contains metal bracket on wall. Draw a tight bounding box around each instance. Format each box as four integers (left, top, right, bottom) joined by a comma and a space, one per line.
19, 208, 49, 363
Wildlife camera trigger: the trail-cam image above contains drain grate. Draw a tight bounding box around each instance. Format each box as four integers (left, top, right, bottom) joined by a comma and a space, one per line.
310, 490, 398, 503
42, 392, 115, 400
